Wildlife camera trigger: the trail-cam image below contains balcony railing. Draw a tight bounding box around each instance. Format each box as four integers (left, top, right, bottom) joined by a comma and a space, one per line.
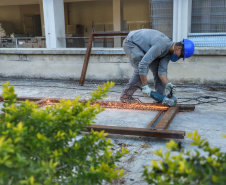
0, 37, 46, 48
0, 36, 127, 48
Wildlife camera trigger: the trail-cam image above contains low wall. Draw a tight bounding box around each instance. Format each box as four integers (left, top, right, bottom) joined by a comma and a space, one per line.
0, 47, 226, 85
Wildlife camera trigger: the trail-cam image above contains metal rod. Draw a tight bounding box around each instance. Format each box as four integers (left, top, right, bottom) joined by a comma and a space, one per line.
154, 106, 179, 130
146, 110, 164, 129
79, 31, 129, 86
16, 38, 18, 48
92, 31, 129, 36
79, 33, 94, 86
35, 98, 50, 106
86, 125, 185, 139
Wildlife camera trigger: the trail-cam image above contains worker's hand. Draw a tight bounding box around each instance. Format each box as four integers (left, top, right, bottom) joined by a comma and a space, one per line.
165, 82, 177, 95
141, 84, 152, 96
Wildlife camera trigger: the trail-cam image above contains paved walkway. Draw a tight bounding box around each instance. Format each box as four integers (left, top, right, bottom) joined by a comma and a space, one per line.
0, 78, 226, 185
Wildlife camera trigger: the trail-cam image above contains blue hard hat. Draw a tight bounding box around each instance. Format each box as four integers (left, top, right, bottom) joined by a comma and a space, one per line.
183, 39, 195, 60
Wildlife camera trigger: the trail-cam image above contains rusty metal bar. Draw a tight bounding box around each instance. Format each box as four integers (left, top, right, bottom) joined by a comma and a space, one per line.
0, 95, 194, 139
92, 31, 129, 37
16, 97, 42, 101
154, 106, 179, 130
86, 125, 185, 139
79, 31, 129, 86
79, 33, 94, 86
35, 98, 50, 107
176, 104, 195, 112
146, 110, 164, 129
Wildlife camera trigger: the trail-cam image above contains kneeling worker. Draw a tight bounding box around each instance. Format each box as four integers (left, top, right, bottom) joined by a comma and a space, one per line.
120, 29, 195, 106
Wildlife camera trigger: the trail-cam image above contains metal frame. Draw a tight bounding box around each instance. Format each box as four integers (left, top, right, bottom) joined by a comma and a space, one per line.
79, 31, 129, 86
0, 96, 195, 139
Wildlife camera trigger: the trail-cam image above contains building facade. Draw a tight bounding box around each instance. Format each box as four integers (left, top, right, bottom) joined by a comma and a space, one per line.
0, 0, 225, 85
0, 0, 225, 48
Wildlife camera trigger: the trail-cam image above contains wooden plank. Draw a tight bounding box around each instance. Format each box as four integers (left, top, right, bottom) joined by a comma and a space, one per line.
79, 33, 94, 86
86, 125, 185, 139
146, 111, 163, 129
154, 106, 179, 130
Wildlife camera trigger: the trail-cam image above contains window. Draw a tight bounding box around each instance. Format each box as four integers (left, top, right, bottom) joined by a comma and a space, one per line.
189, 0, 226, 47
191, 0, 226, 33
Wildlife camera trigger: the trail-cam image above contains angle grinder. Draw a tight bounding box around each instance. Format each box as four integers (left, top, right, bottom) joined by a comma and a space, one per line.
150, 90, 177, 107
136, 86, 177, 106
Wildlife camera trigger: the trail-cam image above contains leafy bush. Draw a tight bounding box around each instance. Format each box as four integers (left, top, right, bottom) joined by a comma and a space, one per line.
143, 131, 226, 185
0, 82, 128, 185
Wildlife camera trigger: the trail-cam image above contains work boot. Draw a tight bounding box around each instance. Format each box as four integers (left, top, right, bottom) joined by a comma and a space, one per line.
120, 94, 140, 104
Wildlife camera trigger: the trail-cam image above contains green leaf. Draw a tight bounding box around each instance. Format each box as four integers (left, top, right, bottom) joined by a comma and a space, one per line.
153, 148, 163, 158
166, 140, 178, 151
143, 130, 226, 185
0, 81, 126, 185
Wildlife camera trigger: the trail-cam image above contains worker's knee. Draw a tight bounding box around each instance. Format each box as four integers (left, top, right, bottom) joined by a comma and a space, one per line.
158, 71, 167, 77
131, 47, 144, 62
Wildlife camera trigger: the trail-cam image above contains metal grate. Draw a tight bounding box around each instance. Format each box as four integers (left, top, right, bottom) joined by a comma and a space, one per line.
149, 0, 173, 39
190, 0, 226, 47
191, 0, 226, 33
188, 32, 226, 47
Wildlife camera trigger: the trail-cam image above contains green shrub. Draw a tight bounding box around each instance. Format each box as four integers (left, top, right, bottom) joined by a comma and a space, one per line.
143, 130, 226, 185
0, 82, 128, 185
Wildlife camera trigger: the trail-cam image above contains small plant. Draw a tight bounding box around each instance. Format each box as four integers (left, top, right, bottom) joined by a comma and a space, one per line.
143, 130, 226, 185
0, 82, 129, 185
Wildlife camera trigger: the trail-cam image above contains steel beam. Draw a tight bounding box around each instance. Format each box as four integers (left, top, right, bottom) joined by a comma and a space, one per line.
79, 31, 129, 86
146, 111, 164, 129
79, 33, 94, 86
35, 98, 50, 107
86, 125, 185, 139
0, 95, 195, 139
154, 106, 179, 130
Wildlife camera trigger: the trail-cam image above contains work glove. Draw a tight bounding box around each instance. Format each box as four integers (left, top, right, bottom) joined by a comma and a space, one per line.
141, 84, 152, 96
165, 82, 177, 95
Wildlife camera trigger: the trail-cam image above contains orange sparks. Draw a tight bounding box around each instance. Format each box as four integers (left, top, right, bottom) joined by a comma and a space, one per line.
34, 99, 169, 111
93, 101, 169, 111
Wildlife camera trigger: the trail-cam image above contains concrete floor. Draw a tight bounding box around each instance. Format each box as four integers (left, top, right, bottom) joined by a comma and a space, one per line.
0, 78, 226, 185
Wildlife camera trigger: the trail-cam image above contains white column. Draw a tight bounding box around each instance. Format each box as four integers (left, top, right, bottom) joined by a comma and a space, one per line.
173, 0, 192, 42
42, 0, 66, 48
113, 0, 123, 47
